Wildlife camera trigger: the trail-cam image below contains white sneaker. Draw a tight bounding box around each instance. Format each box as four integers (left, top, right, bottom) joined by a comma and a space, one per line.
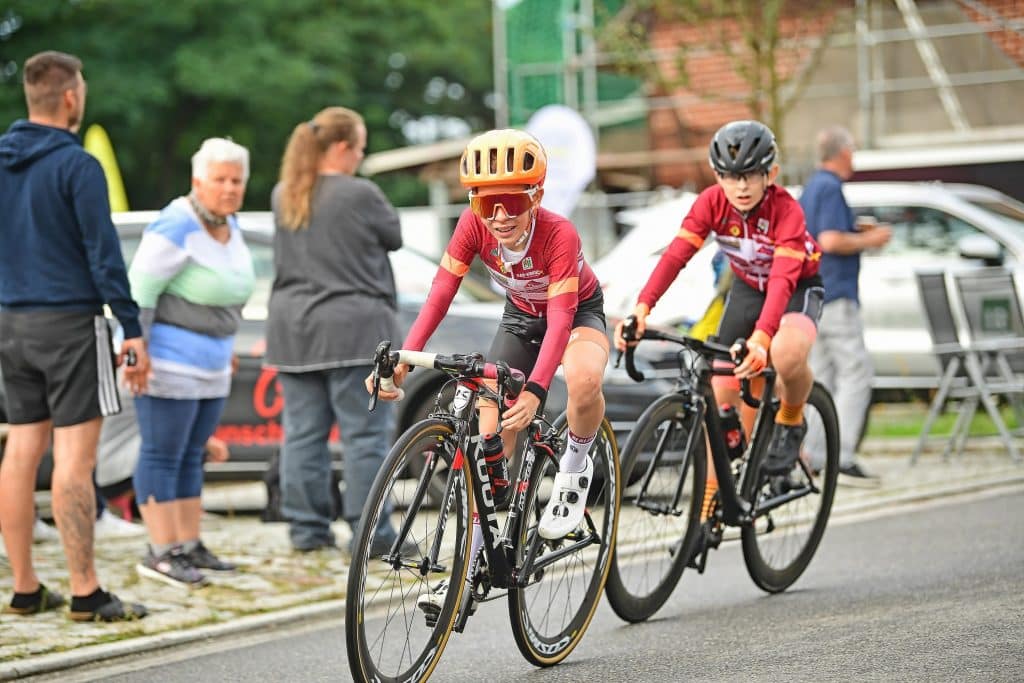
33, 517, 60, 543
538, 457, 594, 540
95, 509, 146, 538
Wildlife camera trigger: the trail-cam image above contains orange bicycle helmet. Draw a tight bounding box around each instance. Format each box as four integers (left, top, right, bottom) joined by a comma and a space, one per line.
459, 129, 547, 189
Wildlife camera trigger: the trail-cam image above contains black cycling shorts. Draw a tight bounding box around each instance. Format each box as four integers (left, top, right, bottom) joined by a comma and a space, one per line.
487, 288, 607, 381
712, 274, 824, 346
0, 310, 121, 427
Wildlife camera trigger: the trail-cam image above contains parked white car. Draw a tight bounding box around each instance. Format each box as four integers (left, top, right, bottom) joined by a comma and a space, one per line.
597, 182, 1024, 390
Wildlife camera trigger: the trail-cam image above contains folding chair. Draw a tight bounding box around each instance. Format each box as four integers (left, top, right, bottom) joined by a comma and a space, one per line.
911, 271, 976, 464
949, 267, 1024, 462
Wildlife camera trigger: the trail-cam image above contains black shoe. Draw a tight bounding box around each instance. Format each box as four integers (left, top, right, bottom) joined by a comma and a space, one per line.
69, 592, 148, 622
762, 421, 807, 475
3, 584, 66, 616
293, 541, 338, 554
838, 463, 881, 488
186, 540, 237, 571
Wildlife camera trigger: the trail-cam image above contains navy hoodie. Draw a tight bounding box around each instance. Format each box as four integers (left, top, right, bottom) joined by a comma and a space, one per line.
0, 120, 140, 338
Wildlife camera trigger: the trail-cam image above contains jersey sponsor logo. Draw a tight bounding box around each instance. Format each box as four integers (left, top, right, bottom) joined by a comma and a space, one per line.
523, 256, 533, 270
729, 224, 741, 237
757, 217, 770, 233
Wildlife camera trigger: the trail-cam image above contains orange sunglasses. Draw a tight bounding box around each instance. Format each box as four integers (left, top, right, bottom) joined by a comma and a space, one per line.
468, 187, 539, 221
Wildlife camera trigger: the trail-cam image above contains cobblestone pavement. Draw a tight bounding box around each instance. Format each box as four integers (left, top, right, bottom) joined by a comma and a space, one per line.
1, 438, 1022, 680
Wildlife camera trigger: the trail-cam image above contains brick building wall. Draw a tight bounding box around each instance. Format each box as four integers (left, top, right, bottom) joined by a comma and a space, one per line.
641, 0, 1023, 189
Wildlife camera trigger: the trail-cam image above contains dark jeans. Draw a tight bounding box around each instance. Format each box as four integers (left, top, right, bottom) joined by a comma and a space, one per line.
133, 395, 226, 503
278, 367, 395, 550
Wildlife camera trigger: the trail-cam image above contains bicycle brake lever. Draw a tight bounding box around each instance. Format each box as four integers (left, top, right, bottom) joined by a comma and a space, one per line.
368, 371, 380, 412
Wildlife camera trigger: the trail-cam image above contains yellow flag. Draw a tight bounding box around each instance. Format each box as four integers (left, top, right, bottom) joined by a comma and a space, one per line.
83, 124, 129, 211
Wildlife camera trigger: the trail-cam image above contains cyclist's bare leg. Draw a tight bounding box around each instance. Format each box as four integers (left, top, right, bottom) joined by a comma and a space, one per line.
561, 327, 609, 442
537, 327, 608, 539
770, 313, 817, 414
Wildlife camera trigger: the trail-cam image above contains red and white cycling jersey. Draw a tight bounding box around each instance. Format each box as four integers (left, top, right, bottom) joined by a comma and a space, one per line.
638, 184, 821, 337
404, 206, 599, 391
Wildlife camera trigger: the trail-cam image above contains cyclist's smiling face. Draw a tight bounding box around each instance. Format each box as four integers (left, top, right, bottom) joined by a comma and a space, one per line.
716, 164, 779, 213
473, 184, 538, 249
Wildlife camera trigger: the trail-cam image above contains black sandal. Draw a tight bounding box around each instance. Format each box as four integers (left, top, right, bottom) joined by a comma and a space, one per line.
3, 583, 66, 615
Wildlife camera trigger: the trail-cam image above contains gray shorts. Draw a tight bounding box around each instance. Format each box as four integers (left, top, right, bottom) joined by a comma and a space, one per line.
0, 310, 121, 427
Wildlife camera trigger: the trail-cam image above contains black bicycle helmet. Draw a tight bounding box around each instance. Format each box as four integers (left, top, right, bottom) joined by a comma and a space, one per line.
708, 120, 777, 175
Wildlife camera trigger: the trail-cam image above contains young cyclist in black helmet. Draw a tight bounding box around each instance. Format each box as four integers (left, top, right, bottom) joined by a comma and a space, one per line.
614, 120, 825, 515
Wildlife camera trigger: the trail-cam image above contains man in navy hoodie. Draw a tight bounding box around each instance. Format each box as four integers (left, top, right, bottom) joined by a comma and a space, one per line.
0, 50, 150, 621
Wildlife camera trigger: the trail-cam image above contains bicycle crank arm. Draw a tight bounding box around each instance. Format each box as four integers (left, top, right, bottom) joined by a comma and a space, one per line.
754, 484, 815, 518
518, 533, 601, 584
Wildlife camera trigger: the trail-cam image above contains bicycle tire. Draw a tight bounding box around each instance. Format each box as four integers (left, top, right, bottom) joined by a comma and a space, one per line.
346, 418, 474, 683
507, 414, 620, 666
740, 382, 839, 593
604, 394, 707, 623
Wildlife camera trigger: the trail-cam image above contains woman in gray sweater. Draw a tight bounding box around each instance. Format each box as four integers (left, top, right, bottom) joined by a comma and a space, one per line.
266, 106, 404, 553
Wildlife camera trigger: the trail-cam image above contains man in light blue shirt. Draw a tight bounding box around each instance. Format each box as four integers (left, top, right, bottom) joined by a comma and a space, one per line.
800, 126, 891, 486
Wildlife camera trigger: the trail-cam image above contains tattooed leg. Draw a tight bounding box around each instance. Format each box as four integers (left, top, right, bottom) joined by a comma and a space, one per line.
51, 417, 102, 596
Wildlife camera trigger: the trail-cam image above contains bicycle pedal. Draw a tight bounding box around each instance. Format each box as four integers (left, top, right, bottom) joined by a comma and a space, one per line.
686, 524, 713, 573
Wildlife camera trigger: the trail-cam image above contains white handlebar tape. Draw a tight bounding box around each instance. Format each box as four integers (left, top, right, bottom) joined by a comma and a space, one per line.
394, 350, 438, 369
379, 375, 405, 401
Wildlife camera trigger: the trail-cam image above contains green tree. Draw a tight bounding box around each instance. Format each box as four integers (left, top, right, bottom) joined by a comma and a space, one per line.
0, 0, 493, 208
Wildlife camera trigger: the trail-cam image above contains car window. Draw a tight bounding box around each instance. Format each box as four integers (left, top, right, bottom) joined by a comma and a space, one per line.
854, 205, 991, 257
244, 241, 274, 320
964, 201, 1024, 236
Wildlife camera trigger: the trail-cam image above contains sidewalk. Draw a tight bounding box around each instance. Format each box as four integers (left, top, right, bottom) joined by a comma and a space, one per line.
2, 438, 1023, 680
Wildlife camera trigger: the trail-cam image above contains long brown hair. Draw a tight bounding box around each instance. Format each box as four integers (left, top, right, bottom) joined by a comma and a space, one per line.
277, 106, 364, 230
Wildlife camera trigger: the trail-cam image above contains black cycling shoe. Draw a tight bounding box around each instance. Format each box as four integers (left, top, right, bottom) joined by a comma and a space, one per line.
762, 420, 807, 475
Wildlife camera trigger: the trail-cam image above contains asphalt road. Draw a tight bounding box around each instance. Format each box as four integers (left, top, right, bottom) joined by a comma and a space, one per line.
45, 490, 1024, 682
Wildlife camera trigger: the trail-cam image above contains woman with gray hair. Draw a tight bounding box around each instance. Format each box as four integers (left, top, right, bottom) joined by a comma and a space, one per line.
128, 137, 255, 587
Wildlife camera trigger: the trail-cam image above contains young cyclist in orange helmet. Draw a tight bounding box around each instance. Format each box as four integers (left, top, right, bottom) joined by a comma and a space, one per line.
372, 128, 610, 541
615, 120, 825, 514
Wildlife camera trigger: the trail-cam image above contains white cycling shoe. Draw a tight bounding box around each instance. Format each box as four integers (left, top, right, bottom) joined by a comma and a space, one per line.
538, 457, 594, 540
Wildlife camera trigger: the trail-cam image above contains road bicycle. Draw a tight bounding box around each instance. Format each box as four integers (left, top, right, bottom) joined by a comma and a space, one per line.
604, 319, 839, 623
346, 342, 620, 683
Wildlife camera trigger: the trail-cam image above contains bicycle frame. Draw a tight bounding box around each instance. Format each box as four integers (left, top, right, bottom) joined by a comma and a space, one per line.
383, 358, 604, 631
623, 329, 818, 529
